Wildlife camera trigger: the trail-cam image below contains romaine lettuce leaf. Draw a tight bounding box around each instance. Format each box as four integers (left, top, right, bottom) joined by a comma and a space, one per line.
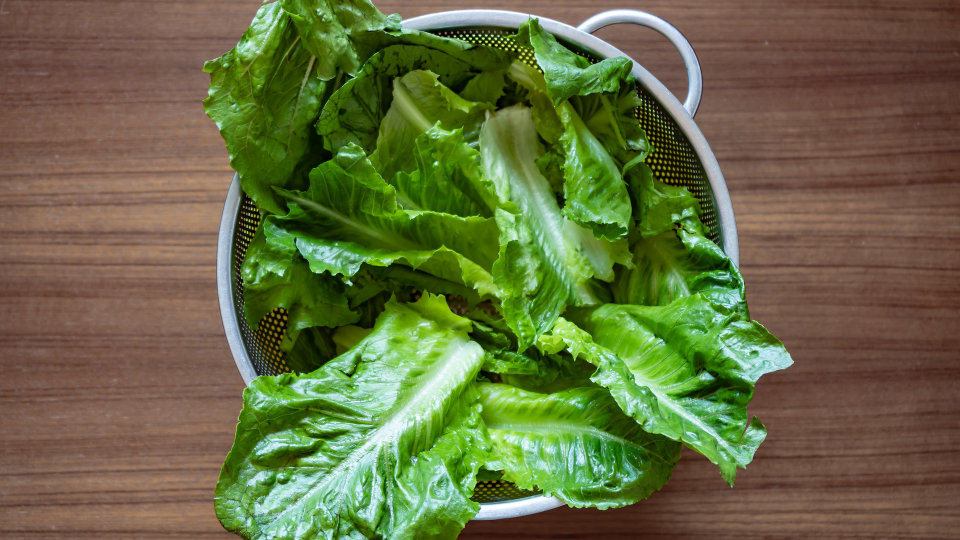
348, 290, 392, 329
479, 383, 680, 508
280, 0, 508, 79
481, 105, 599, 349
279, 0, 391, 80
317, 45, 509, 157
513, 18, 634, 106
623, 159, 703, 237
331, 324, 374, 355
506, 60, 633, 242
481, 342, 554, 382
392, 125, 499, 217
469, 318, 559, 385
569, 85, 650, 161
506, 61, 564, 145
215, 294, 492, 539
203, 2, 333, 215
282, 326, 337, 374
464, 311, 596, 393
320, 60, 501, 216
498, 356, 599, 394
556, 102, 632, 241
612, 221, 749, 317
459, 69, 507, 104
482, 104, 634, 349
263, 148, 500, 305
241, 221, 359, 332
555, 297, 793, 485
372, 69, 494, 182
534, 151, 565, 196
361, 264, 485, 308
351, 16, 514, 74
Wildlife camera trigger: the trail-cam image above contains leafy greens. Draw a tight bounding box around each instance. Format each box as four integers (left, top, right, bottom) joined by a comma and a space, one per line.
215, 294, 491, 540
205, 6, 793, 539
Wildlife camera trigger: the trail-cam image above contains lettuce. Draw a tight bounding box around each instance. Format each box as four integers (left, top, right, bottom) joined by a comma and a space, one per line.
613, 229, 749, 317
506, 60, 633, 242
558, 298, 793, 485
317, 45, 508, 159
371, 69, 494, 182
241, 221, 359, 332
282, 326, 338, 374
513, 18, 634, 106
390, 125, 496, 217
203, 3, 333, 215
206, 4, 793, 537
481, 105, 601, 350
479, 383, 681, 509
266, 146, 501, 298
215, 295, 492, 539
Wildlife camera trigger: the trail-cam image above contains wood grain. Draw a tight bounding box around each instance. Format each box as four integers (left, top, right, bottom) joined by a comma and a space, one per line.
1, 0, 959, 538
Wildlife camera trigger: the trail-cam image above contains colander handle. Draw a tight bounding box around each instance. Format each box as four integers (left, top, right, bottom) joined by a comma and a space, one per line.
578, 10, 702, 117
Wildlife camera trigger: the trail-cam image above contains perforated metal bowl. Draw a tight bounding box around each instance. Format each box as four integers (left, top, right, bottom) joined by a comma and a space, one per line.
217, 9, 739, 521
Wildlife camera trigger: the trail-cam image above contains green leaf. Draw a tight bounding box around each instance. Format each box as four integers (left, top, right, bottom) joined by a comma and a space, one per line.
203, 2, 333, 215
331, 324, 373, 355
482, 106, 590, 349
317, 45, 509, 158
470, 319, 558, 385
266, 147, 501, 301
569, 85, 649, 160
354, 18, 514, 74
350, 289, 398, 329
505, 60, 633, 243
624, 160, 703, 237
513, 18, 634, 106
330, 140, 399, 194
375, 265, 485, 305
534, 151, 565, 196
493, 77, 527, 111
369, 70, 500, 216
388, 125, 499, 218
278, 0, 509, 79
241, 221, 359, 332
505, 60, 564, 144
341, 263, 484, 328
215, 294, 493, 540
459, 69, 507, 104
482, 105, 633, 350
282, 326, 337, 374
612, 222, 749, 317
476, 467, 504, 482
464, 311, 597, 393
558, 297, 793, 485
557, 102, 632, 241
479, 383, 681, 508
372, 69, 494, 183
279, 0, 389, 80
482, 344, 552, 381
499, 357, 599, 394
406, 126, 500, 217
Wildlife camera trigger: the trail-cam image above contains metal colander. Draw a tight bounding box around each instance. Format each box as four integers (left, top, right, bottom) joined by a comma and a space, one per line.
216, 9, 739, 521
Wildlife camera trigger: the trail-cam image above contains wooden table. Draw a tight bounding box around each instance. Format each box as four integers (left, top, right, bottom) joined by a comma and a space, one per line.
2, 0, 959, 538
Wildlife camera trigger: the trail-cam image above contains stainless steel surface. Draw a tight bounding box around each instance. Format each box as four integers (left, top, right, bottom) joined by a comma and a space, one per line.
217, 174, 257, 386
216, 7, 741, 522
472, 493, 568, 520
576, 10, 703, 117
